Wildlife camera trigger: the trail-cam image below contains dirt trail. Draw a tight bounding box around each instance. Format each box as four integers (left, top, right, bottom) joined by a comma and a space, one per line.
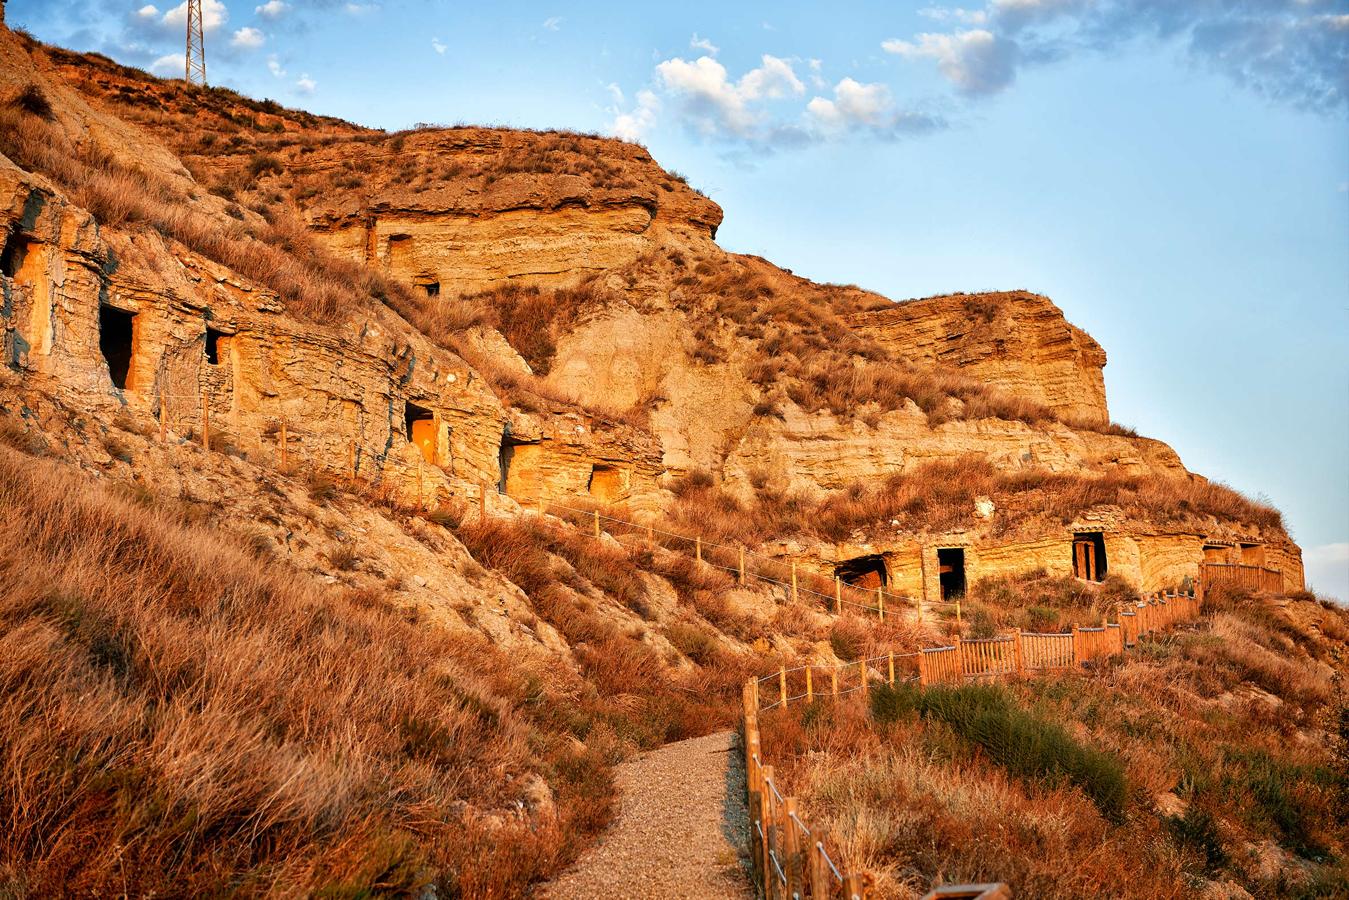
539, 729, 751, 900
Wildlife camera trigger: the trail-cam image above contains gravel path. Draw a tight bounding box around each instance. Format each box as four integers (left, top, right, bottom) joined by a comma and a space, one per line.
539, 730, 752, 900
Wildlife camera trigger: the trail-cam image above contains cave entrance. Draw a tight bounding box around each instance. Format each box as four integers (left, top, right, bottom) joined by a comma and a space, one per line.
420, 281, 440, 298
835, 554, 888, 590
204, 327, 229, 366
99, 306, 136, 390
1240, 542, 1265, 566
404, 401, 435, 463
1203, 543, 1229, 564
937, 548, 966, 601
587, 464, 623, 503
1, 229, 32, 279
1073, 532, 1107, 582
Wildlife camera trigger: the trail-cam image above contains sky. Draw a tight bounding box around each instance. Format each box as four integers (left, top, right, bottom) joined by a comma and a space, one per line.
9, 0, 1349, 599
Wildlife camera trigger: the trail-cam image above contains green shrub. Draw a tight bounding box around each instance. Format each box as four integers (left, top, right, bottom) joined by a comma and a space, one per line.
1167, 806, 1228, 872
870, 681, 922, 724
917, 683, 1128, 821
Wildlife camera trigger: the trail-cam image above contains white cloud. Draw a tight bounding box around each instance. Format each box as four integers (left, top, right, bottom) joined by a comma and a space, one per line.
136, 5, 159, 20
267, 54, 286, 77
161, 0, 227, 32
655, 53, 805, 138
807, 77, 892, 127
255, 0, 288, 19
610, 88, 659, 141
806, 77, 946, 137
690, 33, 719, 55
543, 16, 563, 31
231, 27, 265, 49
150, 53, 186, 76
606, 82, 625, 105
345, 3, 379, 14
919, 6, 989, 25
892, 2, 1349, 111
431, 37, 447, 55
295, 73, 317, 94
883, 29, 1018, 94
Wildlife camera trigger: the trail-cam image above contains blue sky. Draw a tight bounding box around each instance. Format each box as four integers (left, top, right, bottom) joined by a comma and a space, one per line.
10, 0, 1349, 599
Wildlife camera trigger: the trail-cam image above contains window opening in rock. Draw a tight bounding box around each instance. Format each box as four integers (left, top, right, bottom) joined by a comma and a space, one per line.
422, 281, 440, 298
587, 464, 624, 503
405, 401, 435, 463
1240, 542, 1265, 566
204, 327, 227, 365
1072, 532, 1107, 582
99, 306, 136, 390
835, 555, 888, 590
938, 548, 966, 601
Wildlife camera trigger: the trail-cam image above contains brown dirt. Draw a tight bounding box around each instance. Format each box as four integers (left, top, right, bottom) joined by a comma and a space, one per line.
540, 730, 752, 899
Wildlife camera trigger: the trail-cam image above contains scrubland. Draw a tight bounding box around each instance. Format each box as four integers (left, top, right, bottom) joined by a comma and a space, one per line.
756, 584, 1349, 899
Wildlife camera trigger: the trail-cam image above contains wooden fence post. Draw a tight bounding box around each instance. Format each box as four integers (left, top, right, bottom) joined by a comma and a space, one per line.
809, 839, 829, 899
739, 547, 746, 585
696, 535, 702, 564
200, 391, 210, 450
834, 577, 842, 614
779, 666, 788, 708
593, 508, 600, 539
791, 562, 799, 604
888, 651, 895, 684
953, 634, 963, 678
918, 650, 929, 686
877, 585, 885, 621
783, 797, 800, 897
1072, 624, 1082, 667
843, 873, 864, 899
805, 666, 813, 702
831, 666, 839, 697
859, 659, 868, 697
1014, 630, 1025, 677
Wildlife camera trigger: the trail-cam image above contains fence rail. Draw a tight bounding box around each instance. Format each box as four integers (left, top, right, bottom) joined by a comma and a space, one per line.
1200, 562, 1282, 593
750, 589, 1202, 705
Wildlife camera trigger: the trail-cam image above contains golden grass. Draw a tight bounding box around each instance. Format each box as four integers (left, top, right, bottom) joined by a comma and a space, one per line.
0, 446, 636, 897
756, 592, 1348, 898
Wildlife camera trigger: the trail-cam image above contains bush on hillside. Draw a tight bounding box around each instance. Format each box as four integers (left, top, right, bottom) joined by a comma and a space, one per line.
911, 683, 1128, 821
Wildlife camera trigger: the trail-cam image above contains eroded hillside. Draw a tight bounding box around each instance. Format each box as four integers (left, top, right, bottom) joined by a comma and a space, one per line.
0, 20, 1328, 898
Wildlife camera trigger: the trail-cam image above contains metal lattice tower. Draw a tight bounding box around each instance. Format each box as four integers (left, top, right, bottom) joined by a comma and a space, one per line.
185, 0, 207, 86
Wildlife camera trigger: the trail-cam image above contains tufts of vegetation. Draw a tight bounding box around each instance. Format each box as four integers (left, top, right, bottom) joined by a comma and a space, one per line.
10, 83, 54, 120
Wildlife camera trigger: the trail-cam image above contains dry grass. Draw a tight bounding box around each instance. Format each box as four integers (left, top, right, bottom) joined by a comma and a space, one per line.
450, 513, 773, 747
663, 457, 1284, 549
0, 100, 423, 325
757, 592, 1348, 898
0, 446, 635, 897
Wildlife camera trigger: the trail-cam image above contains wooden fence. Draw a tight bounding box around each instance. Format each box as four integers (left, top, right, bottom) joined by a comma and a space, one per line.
1200, 562, 1282, 593
743, 680, 871, 899
743, 586, 1205, 897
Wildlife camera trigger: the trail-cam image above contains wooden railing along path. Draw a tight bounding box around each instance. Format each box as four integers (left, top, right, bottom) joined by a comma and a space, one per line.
741, 586, 1204, 899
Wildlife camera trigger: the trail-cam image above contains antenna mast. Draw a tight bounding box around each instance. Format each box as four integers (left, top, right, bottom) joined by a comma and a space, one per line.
185, 0, 207, 86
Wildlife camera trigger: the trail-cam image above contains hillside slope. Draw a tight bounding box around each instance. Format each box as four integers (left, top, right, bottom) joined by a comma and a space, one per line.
0, 23, 1323, 897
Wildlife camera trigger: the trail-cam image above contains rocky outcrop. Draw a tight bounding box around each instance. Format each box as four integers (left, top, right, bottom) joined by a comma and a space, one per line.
847, 291, 1110, 425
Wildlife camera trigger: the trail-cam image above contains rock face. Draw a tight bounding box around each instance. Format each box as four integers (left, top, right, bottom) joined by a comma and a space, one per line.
0, 26, 1304, 599
847, 291, 1110, 426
